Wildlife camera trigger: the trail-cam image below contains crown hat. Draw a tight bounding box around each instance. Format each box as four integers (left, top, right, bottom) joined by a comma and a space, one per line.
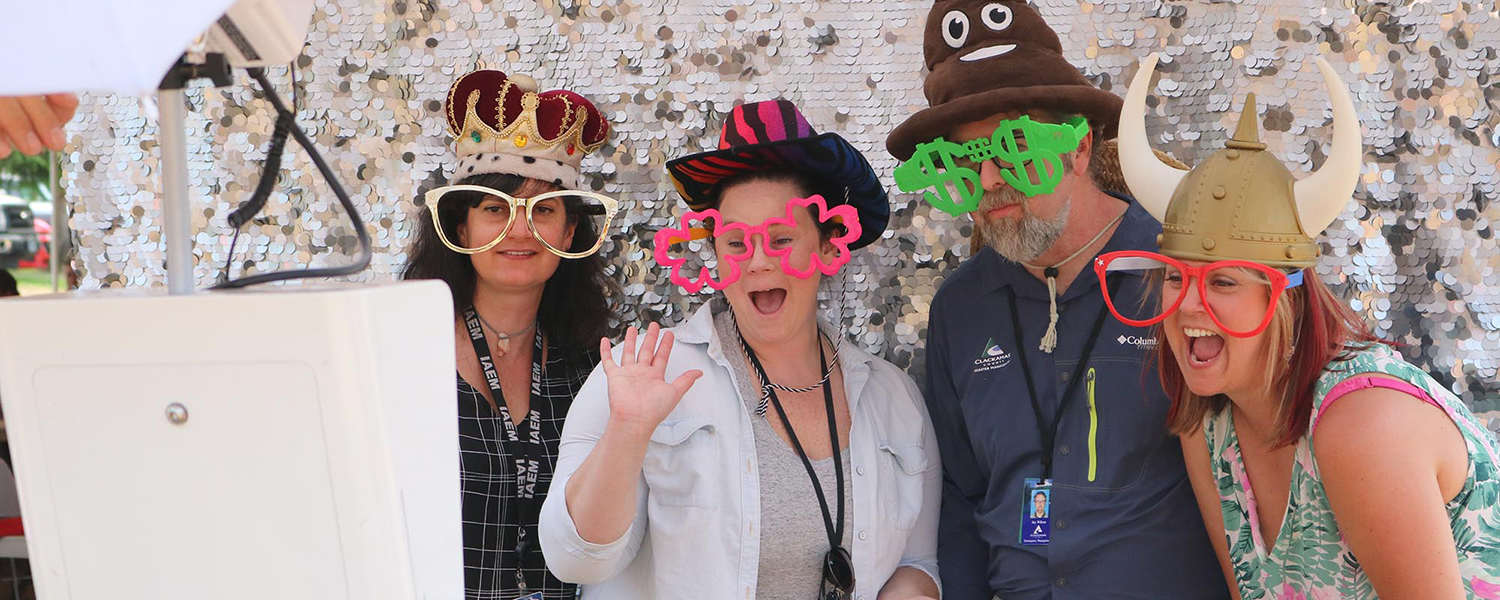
444, 70, 610, 188
1116, 53, 1364, 268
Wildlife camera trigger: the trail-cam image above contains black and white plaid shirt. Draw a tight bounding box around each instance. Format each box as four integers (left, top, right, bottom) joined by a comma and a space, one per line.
457, 339, 595, 600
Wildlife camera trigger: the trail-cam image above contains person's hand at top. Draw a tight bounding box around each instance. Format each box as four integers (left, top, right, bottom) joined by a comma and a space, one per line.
0, 94, 80, 159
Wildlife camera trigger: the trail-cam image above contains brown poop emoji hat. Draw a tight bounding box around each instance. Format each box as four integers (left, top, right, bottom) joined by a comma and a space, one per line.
887, 0, 1123, 160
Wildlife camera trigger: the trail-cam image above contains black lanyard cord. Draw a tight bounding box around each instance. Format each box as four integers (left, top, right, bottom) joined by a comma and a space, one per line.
462, 306, 550, 592
1006, 275, 1120, 480
742, 334, 846, 553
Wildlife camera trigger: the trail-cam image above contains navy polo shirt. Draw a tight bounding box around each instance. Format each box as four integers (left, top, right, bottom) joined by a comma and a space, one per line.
923, 196, 1229, 599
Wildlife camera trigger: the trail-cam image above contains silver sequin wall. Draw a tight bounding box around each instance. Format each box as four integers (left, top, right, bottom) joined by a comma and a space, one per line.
62, 0, 1500, 409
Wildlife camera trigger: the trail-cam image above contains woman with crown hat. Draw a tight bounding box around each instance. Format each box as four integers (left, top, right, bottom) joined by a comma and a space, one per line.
537, 99, 941, 600
402, 69, 620, 600
1098, 54, 1500, 599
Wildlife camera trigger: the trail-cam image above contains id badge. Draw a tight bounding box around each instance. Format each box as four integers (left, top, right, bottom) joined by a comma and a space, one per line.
1020, 477, 1052, 546
510, 593, 543, 600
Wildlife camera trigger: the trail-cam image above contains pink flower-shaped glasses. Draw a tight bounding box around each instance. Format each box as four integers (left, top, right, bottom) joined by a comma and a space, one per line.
653, 195, 862, 293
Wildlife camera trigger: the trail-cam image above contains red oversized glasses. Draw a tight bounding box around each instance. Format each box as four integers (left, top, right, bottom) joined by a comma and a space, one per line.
1093, 250, 1305, 338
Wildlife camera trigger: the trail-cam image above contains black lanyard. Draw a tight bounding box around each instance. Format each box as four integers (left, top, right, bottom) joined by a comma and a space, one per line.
1006, 275, 1120, 481
462, 306, 548, 593
741, 335, 848, 580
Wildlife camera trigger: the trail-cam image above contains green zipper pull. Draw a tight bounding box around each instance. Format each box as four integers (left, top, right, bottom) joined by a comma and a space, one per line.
1087, 367, 1098, 483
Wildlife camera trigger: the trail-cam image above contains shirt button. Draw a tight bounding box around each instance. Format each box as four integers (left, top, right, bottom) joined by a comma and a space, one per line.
856, 465, 866, 476
1057, 577, 1069, 588
1056, 519, 1067, 530
858, 530, 868, 540
1060, 444, 1071, 455
1061, 371, 1071, 382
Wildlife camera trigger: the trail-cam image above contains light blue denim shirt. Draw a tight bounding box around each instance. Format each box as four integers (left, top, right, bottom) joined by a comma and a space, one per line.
539, 300, 942, 600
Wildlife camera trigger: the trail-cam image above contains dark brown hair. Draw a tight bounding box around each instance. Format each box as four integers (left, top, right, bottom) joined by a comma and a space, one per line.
712, 168, 848, 241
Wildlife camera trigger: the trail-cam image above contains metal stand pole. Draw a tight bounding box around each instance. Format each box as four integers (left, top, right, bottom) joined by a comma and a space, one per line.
47, 149, 66, 291
48, 151, 61, 292
158, 89, 194, 296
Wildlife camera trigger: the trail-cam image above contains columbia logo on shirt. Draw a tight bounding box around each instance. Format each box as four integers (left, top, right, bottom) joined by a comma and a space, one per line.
1117, 334, 1159, 350
973, 338, 1012, 373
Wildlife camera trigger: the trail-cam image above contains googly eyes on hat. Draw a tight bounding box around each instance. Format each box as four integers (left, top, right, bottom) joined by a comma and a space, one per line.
941, 3, 1013, 49
941, 10, 969, 48
979, 3, 1013, 30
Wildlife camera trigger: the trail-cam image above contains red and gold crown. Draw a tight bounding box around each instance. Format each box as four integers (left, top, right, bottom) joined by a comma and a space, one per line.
444, 70, 610, 188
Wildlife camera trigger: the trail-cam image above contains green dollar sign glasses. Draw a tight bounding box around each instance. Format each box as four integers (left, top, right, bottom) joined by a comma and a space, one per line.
893, 115, 1091, 216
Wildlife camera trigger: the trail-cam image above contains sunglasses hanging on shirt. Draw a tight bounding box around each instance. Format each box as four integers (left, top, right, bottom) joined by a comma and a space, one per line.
738, 332, 855, 600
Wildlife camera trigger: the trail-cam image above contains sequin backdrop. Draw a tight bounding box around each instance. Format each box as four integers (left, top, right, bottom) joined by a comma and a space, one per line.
62, 0, 1500, 409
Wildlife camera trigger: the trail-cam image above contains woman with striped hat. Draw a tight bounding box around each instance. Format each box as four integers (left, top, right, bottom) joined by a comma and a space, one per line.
539, 100, 942, 600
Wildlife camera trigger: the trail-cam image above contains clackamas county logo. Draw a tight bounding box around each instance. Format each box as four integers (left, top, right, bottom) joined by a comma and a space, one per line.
973, 338, 1012, 373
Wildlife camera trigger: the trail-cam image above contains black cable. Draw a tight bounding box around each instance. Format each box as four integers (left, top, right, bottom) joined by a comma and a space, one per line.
218, 112, 289, 285
291, 59, 300, 115
212, 67, 372, 289
218, 226, 243, 286
218, 70, 295, 283
226, 112, 293, 230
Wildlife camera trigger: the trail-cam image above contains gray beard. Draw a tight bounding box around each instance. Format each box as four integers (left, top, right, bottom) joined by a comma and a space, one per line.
976, 188, 1072, 264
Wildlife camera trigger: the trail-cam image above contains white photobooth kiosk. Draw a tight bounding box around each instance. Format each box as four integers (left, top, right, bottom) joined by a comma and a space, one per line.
0, 1, 461, 597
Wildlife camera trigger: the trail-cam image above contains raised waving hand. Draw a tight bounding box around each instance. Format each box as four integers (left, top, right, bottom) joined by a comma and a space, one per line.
598, 323, 703, 434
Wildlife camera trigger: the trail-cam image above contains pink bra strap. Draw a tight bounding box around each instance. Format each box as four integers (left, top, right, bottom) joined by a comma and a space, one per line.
1314, 375, 1441, 431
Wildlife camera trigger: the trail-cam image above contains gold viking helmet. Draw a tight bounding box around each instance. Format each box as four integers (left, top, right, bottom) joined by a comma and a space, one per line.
1117, 53, 1364, 268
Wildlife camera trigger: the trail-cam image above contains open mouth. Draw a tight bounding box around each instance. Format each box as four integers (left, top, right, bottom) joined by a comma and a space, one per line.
1183, 327, 1225, 368
748, 287, 787, 316
497, 249, 537, 259
959, 43, 1017, 62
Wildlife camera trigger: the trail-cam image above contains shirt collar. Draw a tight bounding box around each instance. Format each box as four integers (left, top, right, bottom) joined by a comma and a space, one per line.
976, 192, 1160, 300
672, 299, 719, 346
674, 297, 875, 374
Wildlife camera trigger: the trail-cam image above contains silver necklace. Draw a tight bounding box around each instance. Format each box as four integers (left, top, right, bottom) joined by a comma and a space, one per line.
744, 331, 842, 417
474, 311, 537, 358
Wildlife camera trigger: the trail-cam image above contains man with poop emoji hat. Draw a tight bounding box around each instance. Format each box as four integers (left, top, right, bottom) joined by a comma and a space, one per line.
887, 1, 1230, 598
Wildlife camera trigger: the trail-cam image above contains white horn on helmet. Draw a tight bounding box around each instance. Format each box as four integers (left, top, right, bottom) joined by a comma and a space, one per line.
1291, 57, 1364, 237
1117, 53, 1187, 222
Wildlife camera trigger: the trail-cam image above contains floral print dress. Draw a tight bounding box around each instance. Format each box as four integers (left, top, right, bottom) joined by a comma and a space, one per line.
1204, 345, 1500, 599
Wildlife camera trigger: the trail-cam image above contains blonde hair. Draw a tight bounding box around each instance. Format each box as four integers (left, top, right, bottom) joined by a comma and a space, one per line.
1160, 267, 1302, 442
1157, 268, 1382, 448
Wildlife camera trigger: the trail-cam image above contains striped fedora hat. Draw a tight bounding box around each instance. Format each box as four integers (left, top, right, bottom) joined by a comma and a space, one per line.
665, 99, 889, 249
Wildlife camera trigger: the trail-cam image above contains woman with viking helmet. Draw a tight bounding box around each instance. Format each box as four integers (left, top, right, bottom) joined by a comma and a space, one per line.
1099, 53, 1500, 598
538, 100, 941, 600
402, 70, 619, 599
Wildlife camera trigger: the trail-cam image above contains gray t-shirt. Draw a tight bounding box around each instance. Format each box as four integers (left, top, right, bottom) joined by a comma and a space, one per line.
713, 308, 854, 599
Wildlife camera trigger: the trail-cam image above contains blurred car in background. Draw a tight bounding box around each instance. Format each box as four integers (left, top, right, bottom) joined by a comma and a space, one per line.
0, 194, 39, 269
17, 216, 48, 269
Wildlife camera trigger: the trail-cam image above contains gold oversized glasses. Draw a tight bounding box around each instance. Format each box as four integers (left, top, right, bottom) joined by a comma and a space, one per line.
425, 184, 619, 258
